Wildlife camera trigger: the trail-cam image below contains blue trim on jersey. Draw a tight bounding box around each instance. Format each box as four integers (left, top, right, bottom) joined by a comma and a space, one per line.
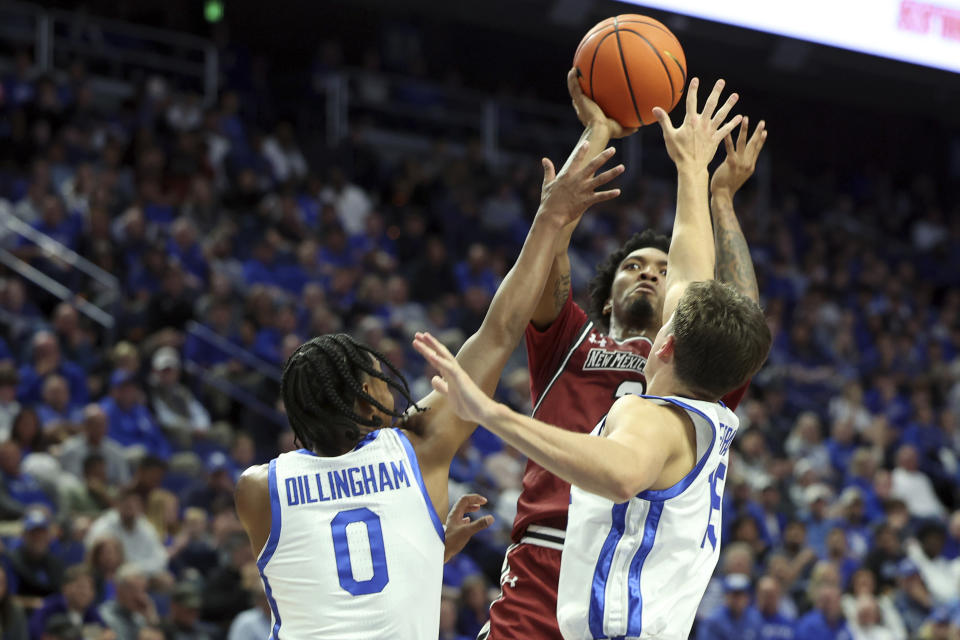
395, 429, 446, 542
294, 430, 382, 457
257, 459, 283, 640
635, 395, 717, 501
589, 502, 628, 637
626, 501, 664, 635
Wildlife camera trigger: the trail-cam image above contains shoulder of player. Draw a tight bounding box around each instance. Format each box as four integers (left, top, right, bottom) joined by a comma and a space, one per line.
235, 464, 270, 504
606, 395, 685, 439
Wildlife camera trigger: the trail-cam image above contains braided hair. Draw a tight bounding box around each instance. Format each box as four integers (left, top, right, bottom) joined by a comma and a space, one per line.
280, 334, 421, 456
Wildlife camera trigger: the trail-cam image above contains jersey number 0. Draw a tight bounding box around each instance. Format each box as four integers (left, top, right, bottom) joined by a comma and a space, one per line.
331, 507, 390, 595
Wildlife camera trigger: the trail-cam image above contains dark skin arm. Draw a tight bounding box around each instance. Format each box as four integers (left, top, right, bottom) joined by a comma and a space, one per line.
709, 117, 767, 303
531, 69, 637, 329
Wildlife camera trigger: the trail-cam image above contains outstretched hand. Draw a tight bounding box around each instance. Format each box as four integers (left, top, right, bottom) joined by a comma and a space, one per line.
568, 68, 638, 139
412, 332, 495, 426
652, 78, 742, 173
711, 117, 768, 197
539, 140, 624, 229
444, 493, 494, 562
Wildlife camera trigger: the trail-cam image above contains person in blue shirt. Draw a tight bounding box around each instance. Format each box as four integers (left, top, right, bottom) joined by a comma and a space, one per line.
755, 575, 795, 640
696, 574, 764, 640
17, 332, 88, 408
802, 484, 834, 558
795, 583, 853, 640
0, 441, 55, 511
29, 564, 105, 640
98, 371, 171, 460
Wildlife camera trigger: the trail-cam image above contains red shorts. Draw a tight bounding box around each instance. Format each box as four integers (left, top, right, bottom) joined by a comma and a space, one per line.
477, 542, 563, 640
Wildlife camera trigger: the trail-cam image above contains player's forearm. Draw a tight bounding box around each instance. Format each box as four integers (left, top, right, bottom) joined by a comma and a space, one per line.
530, 251, 571, 330
668, 167, 715, 286
710, 191, 759, 302
479, 402, 645, 503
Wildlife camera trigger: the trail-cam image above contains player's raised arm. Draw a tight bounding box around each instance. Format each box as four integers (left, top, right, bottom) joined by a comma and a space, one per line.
410, 140, 624, 467
710, 117, 767, 303
652, 78, 742, 322
531, 68, 637, 329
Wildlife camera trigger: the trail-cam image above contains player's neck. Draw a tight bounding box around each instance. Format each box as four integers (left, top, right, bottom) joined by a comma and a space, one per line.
606, 319, 657, 342
646, 369, 711, 402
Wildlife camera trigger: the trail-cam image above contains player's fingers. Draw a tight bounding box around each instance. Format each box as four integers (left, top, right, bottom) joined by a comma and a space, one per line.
589, 189, 621, 206
467, 515, 495, 533
701, 78, 725, 118
710, 92, 738, 128
722, 133, 735, 159
736, 116, 749, 150
411, 335, 437, 362
430, 375, 449, 396
420, 331, 454, 361
684, 77, 699, 116
755, 129, 768, 155
541, 158, 556, 186
651, 107, 674, 134
715, 115, 743, 142
583, 146, 616, 175
748, 120, 766, 153
589, 164, 624, 189
567, 67, 582, 99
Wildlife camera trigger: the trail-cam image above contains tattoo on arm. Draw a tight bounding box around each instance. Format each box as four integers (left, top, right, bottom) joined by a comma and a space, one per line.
553, 273, 571, 314
712, 198, 759, 302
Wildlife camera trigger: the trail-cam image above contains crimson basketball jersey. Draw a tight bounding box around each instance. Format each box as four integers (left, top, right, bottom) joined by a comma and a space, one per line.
513, 294, 747, 541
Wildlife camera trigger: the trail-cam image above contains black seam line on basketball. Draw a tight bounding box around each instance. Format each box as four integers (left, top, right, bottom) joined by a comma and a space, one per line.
589, 30, 619, 103
618, 27, 675, 108
613, 18, 644, 127
663, 49, 687, 85
612, 19, 672, 34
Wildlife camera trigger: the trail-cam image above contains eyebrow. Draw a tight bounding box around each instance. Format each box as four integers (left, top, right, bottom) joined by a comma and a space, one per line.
622, 257, 668, 267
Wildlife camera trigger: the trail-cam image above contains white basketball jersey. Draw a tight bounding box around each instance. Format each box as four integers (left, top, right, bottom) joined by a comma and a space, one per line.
557, 394, 739, 640
257, 428, 445, 639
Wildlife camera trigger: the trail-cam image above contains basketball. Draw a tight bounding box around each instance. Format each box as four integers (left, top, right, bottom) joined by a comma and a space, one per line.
573, 14, 687, 128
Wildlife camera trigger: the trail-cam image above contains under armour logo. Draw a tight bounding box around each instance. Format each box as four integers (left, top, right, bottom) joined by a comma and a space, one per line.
502, 574, 518, 588
588, 334, 608, 348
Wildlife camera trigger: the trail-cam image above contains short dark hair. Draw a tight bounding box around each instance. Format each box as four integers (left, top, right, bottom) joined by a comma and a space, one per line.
280, 334, 421, 456
588, 230, 670, 333
671, 281, 771, 400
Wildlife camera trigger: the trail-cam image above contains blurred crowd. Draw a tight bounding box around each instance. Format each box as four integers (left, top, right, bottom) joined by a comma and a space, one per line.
0, 25, 958, 640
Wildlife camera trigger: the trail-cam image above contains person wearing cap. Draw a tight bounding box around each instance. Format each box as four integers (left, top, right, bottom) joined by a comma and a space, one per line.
159, 583, 216, 640
148, 346, 210, 449
58, 404, 131, 487
892, 558, 934, 636
794, 581, 852, 640
696, 573, 763, 640
98, 370, 171, 461
802, 483, 834, 558
29, 564, 105, 640
8, 509, 64, 602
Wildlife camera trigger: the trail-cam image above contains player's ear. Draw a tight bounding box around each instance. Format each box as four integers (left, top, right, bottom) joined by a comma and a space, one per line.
602, 299, 612, 316
655, 334, 676, 362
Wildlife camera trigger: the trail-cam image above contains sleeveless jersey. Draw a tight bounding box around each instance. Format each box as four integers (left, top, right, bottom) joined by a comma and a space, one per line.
517, 295, 747, 540
557, 395, 740, 640
257, 428, 445, 640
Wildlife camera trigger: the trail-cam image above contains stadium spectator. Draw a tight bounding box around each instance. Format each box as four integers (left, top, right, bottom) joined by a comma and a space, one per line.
97, 565, 158, 640
903, 521, 960, 605
35, 375, 80, 437
85, 488, 167, 577
225, 582, 270, 640
58, 453, 114, 518
159, 582, 216, 640
17, 333, 87, 409
794, 583, 851, 640
58, 405, 131, 487
891, 445, 946, 519
86, 537, 123, 606
697, 574, 764, 640
755, 575, 795, 640
147, 347, 210, 448
0, 569, 28, 640
0, 441, 54, 510
8, 509, 64, 603
892, 559, 934, 636
99, 372, 171, 461
841, 569, 906, 640
28, 565, 104, 640
199, 533, 253, 630
0, 363, 21, 440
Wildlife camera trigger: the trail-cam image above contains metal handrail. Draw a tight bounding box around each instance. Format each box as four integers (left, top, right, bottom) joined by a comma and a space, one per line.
0, 208, 118, 289
186, 322, 283, 382
0, 250, 114, 329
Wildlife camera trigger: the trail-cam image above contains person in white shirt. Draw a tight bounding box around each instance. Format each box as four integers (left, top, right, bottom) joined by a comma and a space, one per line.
59, 405, 131, 487
890, 445, 946, 519
86, 488, 168, 577
904, 521, 960, 605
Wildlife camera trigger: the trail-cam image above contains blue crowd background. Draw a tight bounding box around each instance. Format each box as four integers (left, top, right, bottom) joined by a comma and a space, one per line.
0, 16, 959, 640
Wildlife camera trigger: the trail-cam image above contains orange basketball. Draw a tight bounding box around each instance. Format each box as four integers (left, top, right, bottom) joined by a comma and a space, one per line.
573, 14, 687, 128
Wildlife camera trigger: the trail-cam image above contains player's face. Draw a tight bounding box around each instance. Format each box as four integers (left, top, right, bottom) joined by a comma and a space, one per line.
607, 248, 668, 331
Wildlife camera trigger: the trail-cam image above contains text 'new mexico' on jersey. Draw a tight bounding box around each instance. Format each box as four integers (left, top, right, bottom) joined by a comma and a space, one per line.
557, 395, 739, 640
257, 428, 445, 640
